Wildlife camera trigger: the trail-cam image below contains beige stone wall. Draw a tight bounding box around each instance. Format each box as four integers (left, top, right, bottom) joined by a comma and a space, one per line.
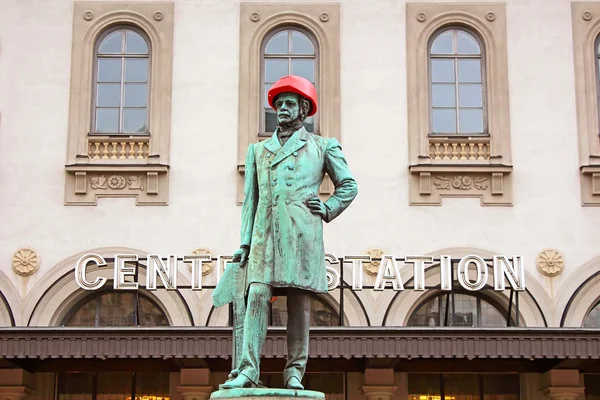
0, 0, 599, 328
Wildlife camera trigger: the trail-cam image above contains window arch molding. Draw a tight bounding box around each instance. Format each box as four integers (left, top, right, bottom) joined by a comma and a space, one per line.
236, 3, 341, 204
571, 3, 600, 205
65, 3, 174, 206
557, 254, 600, 326
406, 3, 512, 206
23, 247, 196, 327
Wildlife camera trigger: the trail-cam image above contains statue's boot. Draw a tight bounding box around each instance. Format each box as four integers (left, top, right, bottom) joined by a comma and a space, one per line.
220, 374, 256, 389
285, 377, 304, 390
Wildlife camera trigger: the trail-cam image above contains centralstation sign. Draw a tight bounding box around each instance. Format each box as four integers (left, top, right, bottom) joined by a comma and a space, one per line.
74, 253, 525, 292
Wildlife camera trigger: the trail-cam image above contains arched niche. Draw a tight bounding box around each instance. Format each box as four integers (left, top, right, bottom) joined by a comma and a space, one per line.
24, 247, 200, 326
557, 254, 600, 327
383, 247, 548, 327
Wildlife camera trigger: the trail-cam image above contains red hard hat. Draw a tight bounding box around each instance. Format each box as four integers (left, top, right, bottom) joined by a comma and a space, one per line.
268, 75, 318, 117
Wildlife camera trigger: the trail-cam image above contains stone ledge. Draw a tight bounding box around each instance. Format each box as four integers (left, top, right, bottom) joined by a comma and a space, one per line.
210, 388, 324, 400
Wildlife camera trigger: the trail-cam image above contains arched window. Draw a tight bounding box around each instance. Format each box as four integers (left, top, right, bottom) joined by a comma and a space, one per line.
407, 292, 509, 327
270, 295, 340, 327
93, 27, 150, 135
63, 291, 169, 327
429, 27, 486, 135
261, 27, 318, 135
583, 301, 600, 327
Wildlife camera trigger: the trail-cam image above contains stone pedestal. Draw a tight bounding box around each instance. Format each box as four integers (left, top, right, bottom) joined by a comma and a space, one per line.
209, 388, 325, 400
540, 370, 585, 400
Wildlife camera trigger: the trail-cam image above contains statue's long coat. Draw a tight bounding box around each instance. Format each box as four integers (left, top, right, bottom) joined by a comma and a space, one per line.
240, 127, 358, 293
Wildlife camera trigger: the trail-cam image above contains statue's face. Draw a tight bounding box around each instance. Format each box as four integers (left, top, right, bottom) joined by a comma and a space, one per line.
275, 93, 300, 125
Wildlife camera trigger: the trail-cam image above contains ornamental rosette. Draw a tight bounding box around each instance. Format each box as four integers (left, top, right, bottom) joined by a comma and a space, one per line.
536, 249, 564, 277
12, 248, 40, 276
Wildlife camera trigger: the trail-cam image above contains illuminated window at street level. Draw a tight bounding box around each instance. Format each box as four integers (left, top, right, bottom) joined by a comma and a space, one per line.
429, 27, 486, 135
63, 291, 168, 327
583, 301, 600, 327
93, 27, 150, 135
261, 27, 318, 135
57, 372, 170, 400
408, 374, 519, 400
407, 292, 510, 327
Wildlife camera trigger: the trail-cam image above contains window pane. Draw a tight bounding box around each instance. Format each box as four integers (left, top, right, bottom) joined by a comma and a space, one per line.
97, 372, 131, 400
407, 296, 441, 326
583, 302, 600, 327
457, 30, 481, 54
97, 84, 121, 107
125, 30, 148, 54
459, 109, 484, 134
452, 294, 477, 326
123, 109, 147, 133
432, 84, 456, 107
270, 295, 340, 327
458, 84, 482, 107
138, 296, 169, 326
408, 374, 441, 400
265, 109, 278, 132
65, 299, 97, 327
432, 109, 457, 133
458, 59, 482, 83
305, 115, 315, 133
125, 59, 148, 82
480, 300, 507, 327
98, 292, 135, 326
266, 30, 288, 54
483, 374, 520, 399
97, 59, 122, 82
443, 374, 479, 400
136, 372, 170, 400
96, 108, 119, 133
265, 59, 289, 83
99, 31, 123, 53
584, 374, 600, 400
291, 30, 314, 54
431, 59, 455, 83
431, 30, 453, 54
292, 59, 314, 82
124, 84, 147, 107
58, 373, 93, 400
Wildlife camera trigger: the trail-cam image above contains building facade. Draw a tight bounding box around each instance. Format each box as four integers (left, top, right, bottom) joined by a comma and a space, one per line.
0, 0, 599, 399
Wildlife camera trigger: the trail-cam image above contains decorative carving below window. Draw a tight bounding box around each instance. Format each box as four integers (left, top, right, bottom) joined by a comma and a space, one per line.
406, 3, 512, 206
64, 2, 174, 206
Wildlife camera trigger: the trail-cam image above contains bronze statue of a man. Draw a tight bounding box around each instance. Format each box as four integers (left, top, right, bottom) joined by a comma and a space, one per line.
222, 76, 357, 390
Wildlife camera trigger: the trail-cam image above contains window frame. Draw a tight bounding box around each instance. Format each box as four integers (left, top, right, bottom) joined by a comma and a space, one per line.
428, 26, 488, 137
406, 291, 514, 327
61, 289, 170, 327
259, 25, 320, 136
65, 2, 174, 206
406, 3, 513, 207
91, 25, 152, 136
236, 3, 341, 205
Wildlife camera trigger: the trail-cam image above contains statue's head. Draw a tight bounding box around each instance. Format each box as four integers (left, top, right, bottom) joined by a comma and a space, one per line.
274, 92, 311, 125
268, 75, 318, 127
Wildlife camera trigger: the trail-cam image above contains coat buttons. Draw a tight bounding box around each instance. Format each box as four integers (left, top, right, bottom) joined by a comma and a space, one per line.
271, 181, 276, 186
267, 153, 271, 158
293, 151, 298, 156
272, 201, 277, 206
285, 199, 291, 205
286, 182, 292, 186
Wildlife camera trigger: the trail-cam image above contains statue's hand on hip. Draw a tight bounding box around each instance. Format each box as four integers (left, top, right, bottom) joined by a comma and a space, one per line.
233, 247, 249, 266
307, 197, 327, 220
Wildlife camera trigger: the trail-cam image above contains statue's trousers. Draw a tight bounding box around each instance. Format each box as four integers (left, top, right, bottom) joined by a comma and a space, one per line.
238, 283, 310, 384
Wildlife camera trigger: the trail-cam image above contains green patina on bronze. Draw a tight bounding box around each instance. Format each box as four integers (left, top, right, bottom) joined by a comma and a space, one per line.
213, 82, 357, 394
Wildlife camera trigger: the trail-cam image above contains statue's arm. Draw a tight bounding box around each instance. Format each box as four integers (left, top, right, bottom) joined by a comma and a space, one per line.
322, 138, 358, 223
240, 143, 258, 247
